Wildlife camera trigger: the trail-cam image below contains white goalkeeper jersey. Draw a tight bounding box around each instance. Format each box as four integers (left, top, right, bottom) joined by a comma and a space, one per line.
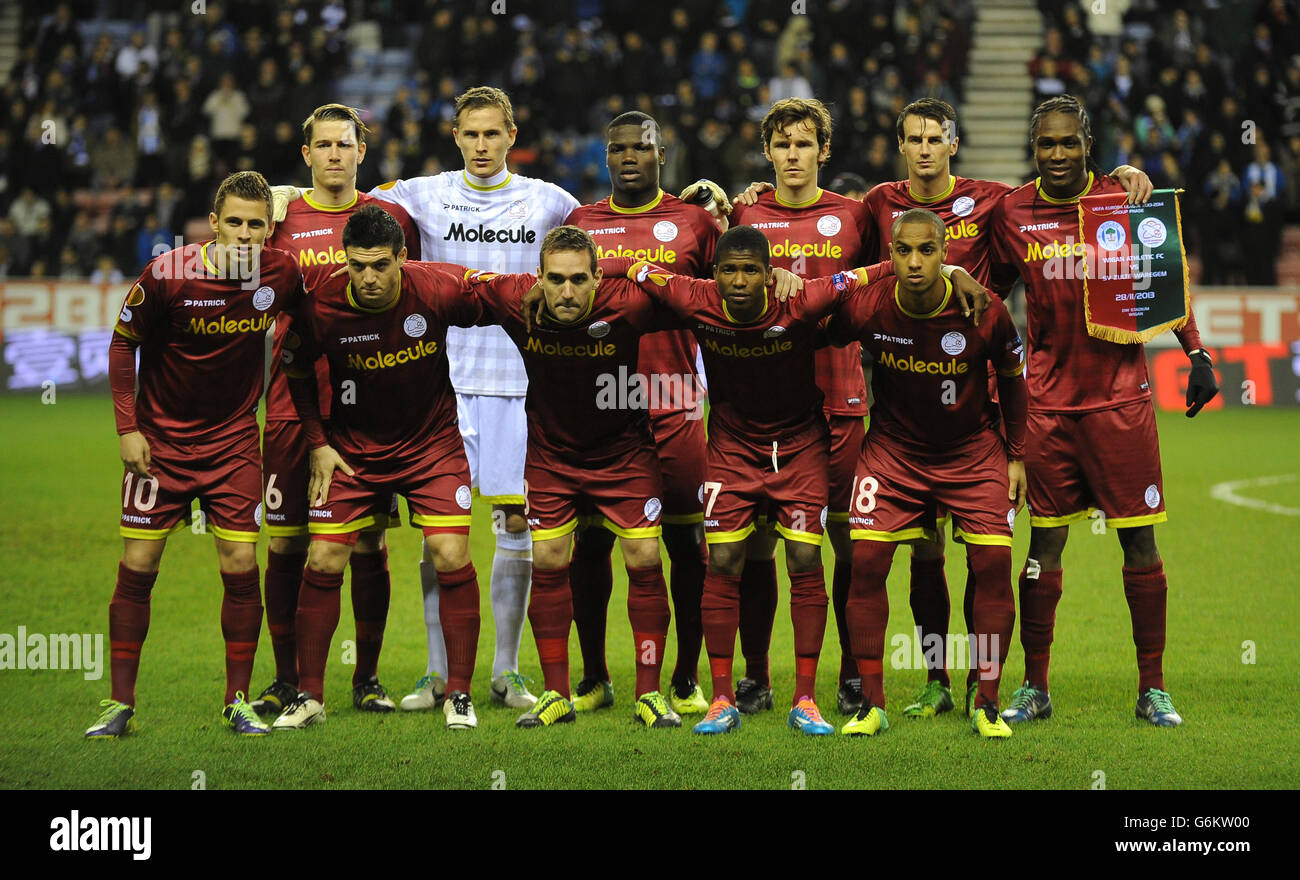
370, 167, 579, 396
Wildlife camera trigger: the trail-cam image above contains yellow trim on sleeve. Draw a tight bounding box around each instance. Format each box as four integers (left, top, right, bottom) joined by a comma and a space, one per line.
411, 514, 474, 529
952, 528, 1013, 547
1104, 512, 1168, 528
580, 516, 662, 540
850, 526, 936, 543
773, 523, 824, 546
113, 325, 142, 342
999, 363, 1026, 377
1027, 509, 1092, 528
308, 514, 381, 535
530, 519, 579, 542
704, 523, 756, 545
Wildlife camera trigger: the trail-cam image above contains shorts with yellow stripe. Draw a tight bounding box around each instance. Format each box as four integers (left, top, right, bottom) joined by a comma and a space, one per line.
524, 439, 665, 542
848, 429, 1014, 547
119, 425, 263, 543
306, 443, 474, 540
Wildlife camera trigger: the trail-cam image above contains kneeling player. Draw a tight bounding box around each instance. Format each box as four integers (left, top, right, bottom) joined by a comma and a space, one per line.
277, 206, 485, 731
832, 210, 1027, 738
88, 172, 304, 738
468, 226, 683, 729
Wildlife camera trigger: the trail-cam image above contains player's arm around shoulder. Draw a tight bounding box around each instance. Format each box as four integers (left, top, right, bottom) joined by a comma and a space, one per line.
405, 260, 486, 329
625, 260, 708, 317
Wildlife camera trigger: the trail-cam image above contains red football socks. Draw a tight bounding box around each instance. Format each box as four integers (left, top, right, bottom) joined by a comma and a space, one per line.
528, 565, 573, 697
1123, 562, 1168, 693
788, 567, 827, 703
569, 531, 614, 682
220, 567, 262, 704
296, 567, 343, 702
831, 557, 854, 683
264, 550, 306, 684
848, 540, 895, 707
437, 562, 480, 695
349, 548, 390, 687
626, 563, 670, 697
109, 563, 157, 706
908, 554, 951, 687
665, 526, 706, 687
1018, 563, 1063, 691
968, 545, 1014, 709
702, 571, 742, 704
737, 557, 777, 686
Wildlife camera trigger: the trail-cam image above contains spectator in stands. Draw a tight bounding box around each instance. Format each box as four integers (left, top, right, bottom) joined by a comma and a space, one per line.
8, 187, 50, 240
202, 71, 250, 165
769, 60, 814, 101
58, 246, 83, 281
136, 91, 165, 187
91, 126, 138, 191
691, 32, 729, 106
1242, 140, 1286, 285
36, 2, 81, 70
116, 28, 159, 81
1201, 159, 1242, 284
65, 210, 98, 262
89, 254, 124, 285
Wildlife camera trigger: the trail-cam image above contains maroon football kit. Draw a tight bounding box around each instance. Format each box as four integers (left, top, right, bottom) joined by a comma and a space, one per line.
732, 188, 871, 520
990, 173, 1204, 526
263, 190, 420, 536
283, 261, 477, 537
566, 190, 716, 522
111, 242, 304, 540
828, 272, 1028, 713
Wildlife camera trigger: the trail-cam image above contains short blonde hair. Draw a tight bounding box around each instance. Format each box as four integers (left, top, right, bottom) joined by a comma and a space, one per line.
454, 86, 516, 131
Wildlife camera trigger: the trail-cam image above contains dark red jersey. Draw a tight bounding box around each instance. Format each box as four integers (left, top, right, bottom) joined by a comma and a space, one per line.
731, 188, 871, 416
111, 242, 303, 442
862, 175, 1014, 287
830, 274, 1027, 456
282, 261, 478, 469
990, 173, 1202, 414
467, 266, 674, 466
566, 190, 717, 414
629, 261, 879, 442
264, 190, 421, 422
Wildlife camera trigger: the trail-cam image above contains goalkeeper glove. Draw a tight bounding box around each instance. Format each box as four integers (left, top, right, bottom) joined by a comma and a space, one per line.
1185, 349, 1219, 417
271, 185, 303, 223
679, 179, 732, 221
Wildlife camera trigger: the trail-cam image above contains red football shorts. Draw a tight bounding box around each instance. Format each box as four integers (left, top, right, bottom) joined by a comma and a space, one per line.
650, 409, 706, 525
307, 437, 472, 537
263, 420, 397, 537
703, 421, 828, 547
525, 440, 665, 541
119, 426, 262, 543
849, 428, 1015, 547
826, 414, 865, 524
1026, 398, 1166, 528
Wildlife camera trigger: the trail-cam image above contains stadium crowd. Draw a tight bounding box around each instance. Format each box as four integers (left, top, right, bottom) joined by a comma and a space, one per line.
3, 0, 1297, 284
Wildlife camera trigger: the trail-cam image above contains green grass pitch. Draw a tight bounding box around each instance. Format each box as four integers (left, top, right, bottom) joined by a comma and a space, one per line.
1, 394, 1297, 789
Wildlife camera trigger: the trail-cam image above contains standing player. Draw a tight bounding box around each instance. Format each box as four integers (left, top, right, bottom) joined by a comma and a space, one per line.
369, 87, 580, 712
564, 111, 718, 716
467, 226, 683, 729
252, 103, 422, 719
988, 96, 1218, 727
729, 98, 874, 717
88, 171, 303, 738
275, 206, 485, 730
859, 97, 1155, 720
830, 209, 1028, 738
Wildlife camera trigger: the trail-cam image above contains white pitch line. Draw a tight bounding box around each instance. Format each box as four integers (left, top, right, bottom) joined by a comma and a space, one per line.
1209, 474, 1300, 517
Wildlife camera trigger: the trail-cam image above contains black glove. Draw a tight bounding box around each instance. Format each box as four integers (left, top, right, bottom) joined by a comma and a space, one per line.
1185, 349, 1219, 417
